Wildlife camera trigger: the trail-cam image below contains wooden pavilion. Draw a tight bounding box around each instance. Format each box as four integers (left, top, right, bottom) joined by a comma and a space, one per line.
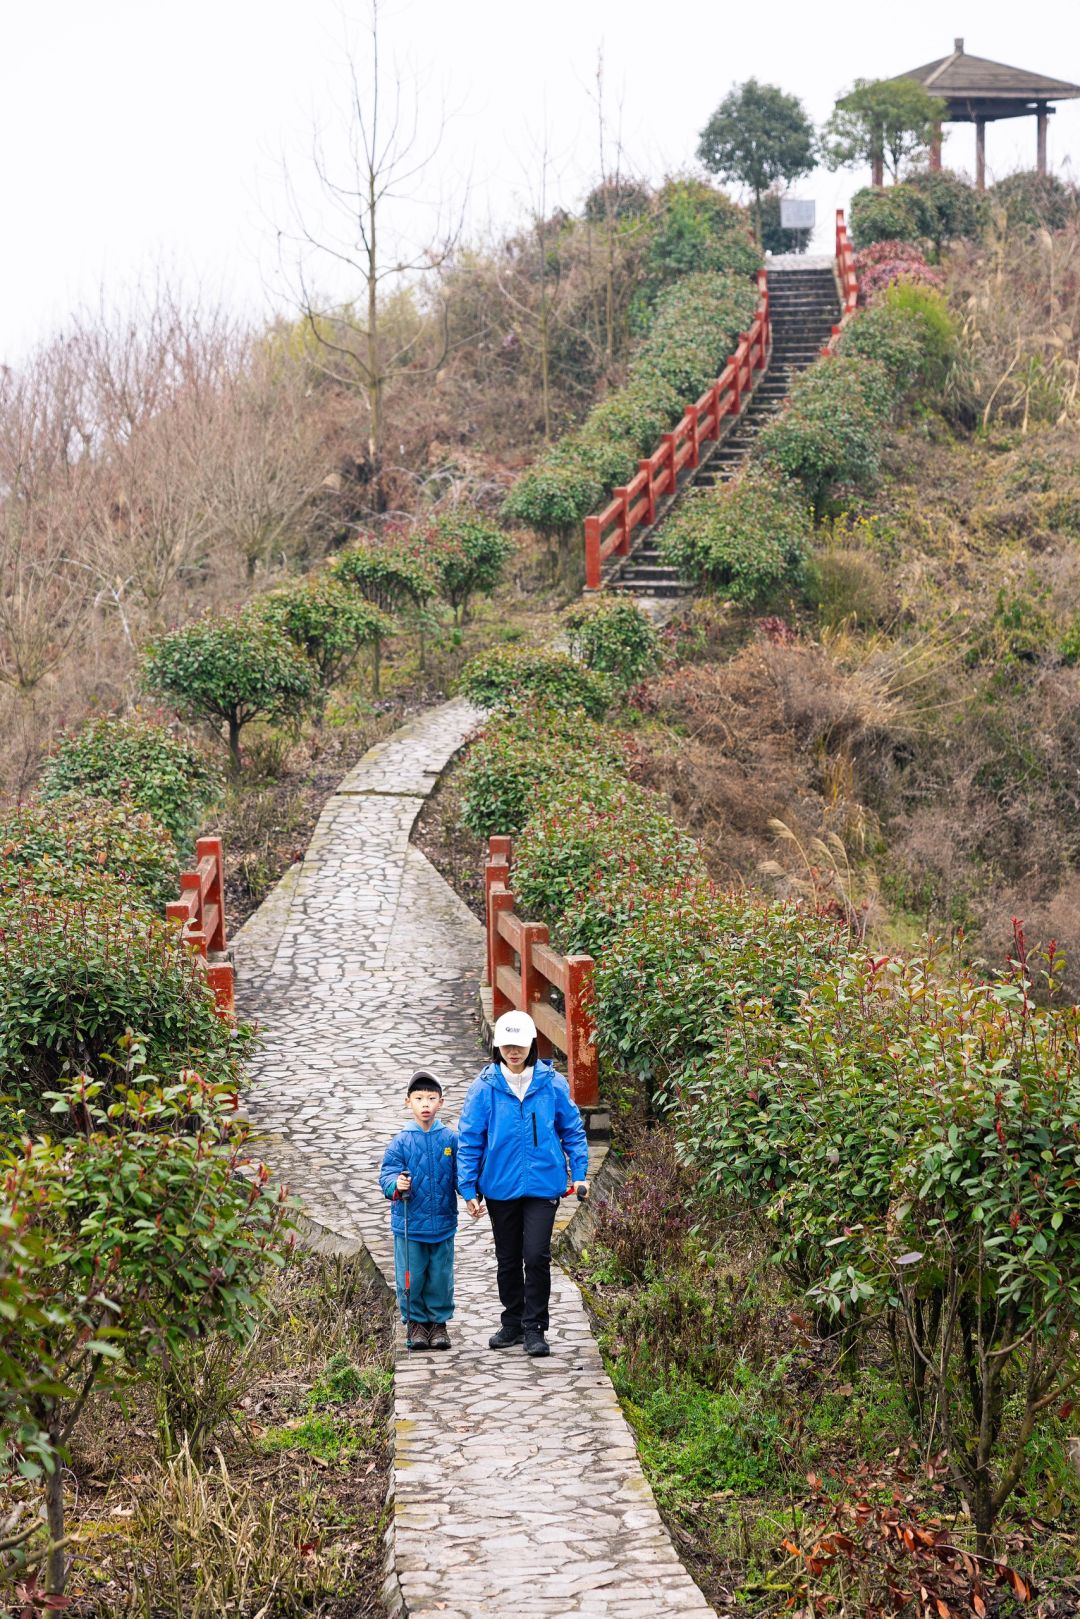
887, 38, 1080, 190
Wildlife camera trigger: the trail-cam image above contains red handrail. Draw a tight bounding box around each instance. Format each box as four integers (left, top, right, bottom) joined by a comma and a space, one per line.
166, 835, 235, 1016
824, 208, 859, 354
583, 269, 771, 590
484, 836, 598, 1106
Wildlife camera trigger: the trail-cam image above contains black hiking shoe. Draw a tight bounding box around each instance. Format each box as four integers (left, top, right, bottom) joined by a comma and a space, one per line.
429, 1322, 451, 1350
523, 1327, 550, 1357
406, 1322, 431, 1350
488, 1324, 524, 1349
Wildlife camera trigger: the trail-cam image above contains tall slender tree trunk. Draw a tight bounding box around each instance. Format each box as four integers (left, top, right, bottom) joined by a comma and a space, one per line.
227, 712, 242, 772
45, 1460, 66, 1594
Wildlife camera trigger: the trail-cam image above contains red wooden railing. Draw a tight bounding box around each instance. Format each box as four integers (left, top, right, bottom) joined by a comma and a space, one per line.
166, 835, 235, 1016
484, 836, 598, 1106
583, 268, 771, 590
825, 209, 858, 353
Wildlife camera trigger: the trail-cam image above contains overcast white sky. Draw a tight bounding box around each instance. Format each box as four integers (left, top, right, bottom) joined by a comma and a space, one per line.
1, 0, 1078, 358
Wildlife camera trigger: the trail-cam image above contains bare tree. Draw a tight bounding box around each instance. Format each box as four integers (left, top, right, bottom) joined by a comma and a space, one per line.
0, 342, 92, 691
198, 342, 332, 580
281, 0, 464, 505
77, 287, 240, 618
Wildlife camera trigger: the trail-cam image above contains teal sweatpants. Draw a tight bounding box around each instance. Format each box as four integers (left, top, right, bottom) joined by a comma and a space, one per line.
393, 1233, 455, 1324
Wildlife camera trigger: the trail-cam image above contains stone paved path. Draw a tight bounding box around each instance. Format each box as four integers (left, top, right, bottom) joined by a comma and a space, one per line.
233, 699, 714, 1619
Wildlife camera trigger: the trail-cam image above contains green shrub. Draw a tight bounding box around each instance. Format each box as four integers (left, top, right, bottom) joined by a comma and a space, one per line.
560, 597, 661, 686
850, 184, 923, 251
0, 885, 247, 1121
458, 704, 627, 839
0, 794, 179, 909
804, 546, 891, 627
330, 542, 437, 692
512, 782, 703, 946
503, 271, 760, 537
40, 716, 220, 852
638, 178, 757, 309
254, 575, 394, 690
987, 170, 1079, 234
659, 468, 812, 600
0, 1067, 287, 1590
592, 884, 846, 1094
142, 616, 319, 770
457, 645, 611, 718
754, 354, 894, 516
904, 167, 987, 253
835, 301, 927, 394
427, 508, 515, 622
884, 281, 957, 388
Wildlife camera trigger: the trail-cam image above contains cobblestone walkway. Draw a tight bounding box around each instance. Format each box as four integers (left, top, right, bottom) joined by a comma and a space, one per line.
233, 699, 714, 1619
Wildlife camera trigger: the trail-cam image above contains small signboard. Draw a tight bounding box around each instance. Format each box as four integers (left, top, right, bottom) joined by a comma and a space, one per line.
780, 198, 816, 231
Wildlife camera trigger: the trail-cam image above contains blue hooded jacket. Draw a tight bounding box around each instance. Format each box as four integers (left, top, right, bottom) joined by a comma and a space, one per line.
379, 1118, 459, 1241
456, 1058, 589, 1203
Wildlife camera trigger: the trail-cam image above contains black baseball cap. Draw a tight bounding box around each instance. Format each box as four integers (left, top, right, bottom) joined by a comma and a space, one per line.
407, 1069, 443, 1096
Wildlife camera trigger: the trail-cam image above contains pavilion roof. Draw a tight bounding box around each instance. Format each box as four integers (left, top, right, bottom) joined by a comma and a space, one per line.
896, 41, 1080, 104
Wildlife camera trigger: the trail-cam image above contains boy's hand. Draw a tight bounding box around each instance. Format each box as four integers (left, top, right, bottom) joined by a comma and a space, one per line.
466, 1198, 485, 1219
396, 1172, 412, 1193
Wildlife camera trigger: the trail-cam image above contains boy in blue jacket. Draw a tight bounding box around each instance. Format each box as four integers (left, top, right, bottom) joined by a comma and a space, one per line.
379, 1069, 458, 1350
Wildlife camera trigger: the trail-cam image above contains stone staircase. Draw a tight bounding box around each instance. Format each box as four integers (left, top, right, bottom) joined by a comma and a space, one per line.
606, 261, 840, 597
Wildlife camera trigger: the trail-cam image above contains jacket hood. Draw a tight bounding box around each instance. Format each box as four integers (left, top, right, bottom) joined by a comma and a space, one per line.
402, 1116, 452, 1134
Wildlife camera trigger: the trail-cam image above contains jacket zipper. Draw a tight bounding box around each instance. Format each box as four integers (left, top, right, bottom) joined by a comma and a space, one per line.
531, 1112, 538, 1147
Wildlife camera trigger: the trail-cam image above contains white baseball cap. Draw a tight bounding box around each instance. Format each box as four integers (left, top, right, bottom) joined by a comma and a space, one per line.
493, 1010, 537, 1048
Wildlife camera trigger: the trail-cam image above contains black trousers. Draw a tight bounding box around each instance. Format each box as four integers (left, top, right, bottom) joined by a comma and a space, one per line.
485, 1195, 559, 1331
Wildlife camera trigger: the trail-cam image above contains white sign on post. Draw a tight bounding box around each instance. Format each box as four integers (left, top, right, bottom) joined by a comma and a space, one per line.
780, 198, 816, 231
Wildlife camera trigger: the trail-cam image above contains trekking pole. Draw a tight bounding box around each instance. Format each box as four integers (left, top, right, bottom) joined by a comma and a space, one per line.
399, 1180, 412, 1350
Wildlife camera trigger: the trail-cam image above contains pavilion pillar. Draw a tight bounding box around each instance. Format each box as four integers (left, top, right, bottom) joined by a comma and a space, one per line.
1036, 103, 1049, 175
975, 116, 987, 191
930, 121, 942, 172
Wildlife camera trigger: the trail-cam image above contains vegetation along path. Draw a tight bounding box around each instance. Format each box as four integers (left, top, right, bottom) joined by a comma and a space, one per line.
233, 699, 714, 1619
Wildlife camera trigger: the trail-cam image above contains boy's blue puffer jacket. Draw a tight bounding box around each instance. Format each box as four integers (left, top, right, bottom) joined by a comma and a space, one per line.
456, 1058, 589, 1203
379, 1118, 459, 1240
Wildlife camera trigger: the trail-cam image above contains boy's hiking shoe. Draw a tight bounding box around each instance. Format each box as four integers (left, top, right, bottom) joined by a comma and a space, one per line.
488, 1324, 524, 1349
406, 1322, 431, 1350
523, 1328, 550, 1358
429, 1322, 451, 1350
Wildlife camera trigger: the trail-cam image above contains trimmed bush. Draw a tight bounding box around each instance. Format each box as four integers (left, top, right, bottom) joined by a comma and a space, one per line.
659, 468, 812, 599
512, 782, 703, 948
142, 616, 318, 770
331, 541, 438, 692
837, 283, 957, 395
854, 239, 944, 304
427, 508, 515, 622
904, 167, 987, 253
560, 597, 661, 686
255, 575, 394, 690
850, 184, 923, 251
987, 170, 1079, 233
40, 716, 220, 851
0, 884, 247, 1122
754, 355, 895, 516
457, 645, 611, 718
503, 271, 761, 537
638, 179, 757, 309
458, 704, 627, 840
0, 794, 179, 910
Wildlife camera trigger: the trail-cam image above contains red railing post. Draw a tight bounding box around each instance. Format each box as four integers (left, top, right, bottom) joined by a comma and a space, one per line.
731, 346, 743, 416
614, 487, 631, 555
639, 459, 656, 524
490, 888, 515, 1019
565, 955, 598, 1106
660, 432, 677, 498
196, 835, 226, 952
521, 920, 554, 1059
584, 514, 602, 590
687, 404, 700, 469
485, 836, 512, 990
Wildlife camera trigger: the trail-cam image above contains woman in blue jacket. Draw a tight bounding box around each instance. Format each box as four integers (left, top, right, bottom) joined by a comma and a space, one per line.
457, 1010, 589, 1358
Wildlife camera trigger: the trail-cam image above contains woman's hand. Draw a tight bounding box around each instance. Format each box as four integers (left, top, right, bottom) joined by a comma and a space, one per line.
574, 1180, 590, 1201
467, 1198, 485, 1219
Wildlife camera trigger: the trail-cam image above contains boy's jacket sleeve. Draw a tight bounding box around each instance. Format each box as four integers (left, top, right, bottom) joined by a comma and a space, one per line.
555, 1082, 589, 1183
379, 1135, 405, 1199
456, 1081, 487, 1200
